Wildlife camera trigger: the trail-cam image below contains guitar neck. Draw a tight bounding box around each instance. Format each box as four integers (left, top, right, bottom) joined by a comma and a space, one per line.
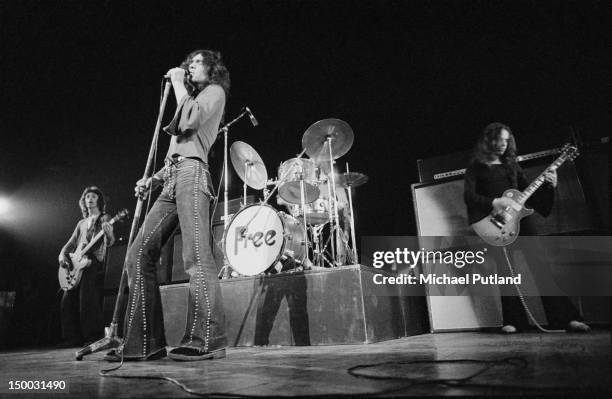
79, 217, 117, 254
516, 155, 568, 204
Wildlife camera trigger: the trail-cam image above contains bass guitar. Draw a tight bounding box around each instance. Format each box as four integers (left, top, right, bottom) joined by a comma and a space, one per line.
471, 144, 578, 246
58, 209, 129, 291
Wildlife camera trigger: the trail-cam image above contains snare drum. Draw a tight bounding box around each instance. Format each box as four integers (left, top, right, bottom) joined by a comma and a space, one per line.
277, 158, 320, 204
223, 204, 305, 276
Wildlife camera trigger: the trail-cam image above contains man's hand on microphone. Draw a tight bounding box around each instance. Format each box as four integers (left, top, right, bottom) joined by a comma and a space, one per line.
166, 67, 186, 84
166, 67, 189, 102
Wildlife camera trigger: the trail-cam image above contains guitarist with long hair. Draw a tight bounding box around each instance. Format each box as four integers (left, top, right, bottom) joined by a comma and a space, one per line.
57, 186, 115, 347
464, 122, 589, 334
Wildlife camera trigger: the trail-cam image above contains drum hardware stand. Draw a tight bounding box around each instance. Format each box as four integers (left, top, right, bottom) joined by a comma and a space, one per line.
298, 173, 311, 266
217, 108, 252, 279
325, 136, 342, 266
76, 80, 174, 360
242, 160, 253, 208
301, 119, 354, 266
344, 163, 358, 264
323, 173, 336, 263
309, 225, 323, 266
321, 223, 345, 266
310, 224, 335, 267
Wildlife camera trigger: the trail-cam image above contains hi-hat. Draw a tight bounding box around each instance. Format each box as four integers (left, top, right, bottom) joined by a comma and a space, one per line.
230, 141, 268, 190
302, 118, 354, 162
336, 172, 368, 188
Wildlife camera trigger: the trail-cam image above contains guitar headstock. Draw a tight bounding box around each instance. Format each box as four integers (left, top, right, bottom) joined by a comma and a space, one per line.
559, 143, 579, 162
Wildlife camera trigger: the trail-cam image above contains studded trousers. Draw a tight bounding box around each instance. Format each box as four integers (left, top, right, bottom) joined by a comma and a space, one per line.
122, 158, 226, 357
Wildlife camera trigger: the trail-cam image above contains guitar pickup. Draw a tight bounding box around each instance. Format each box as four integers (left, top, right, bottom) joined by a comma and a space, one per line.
510, 202, 522, 211
490, 216, 505, 229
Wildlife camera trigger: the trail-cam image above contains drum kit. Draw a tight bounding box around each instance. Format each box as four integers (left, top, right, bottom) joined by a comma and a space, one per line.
222, 118, 368, 277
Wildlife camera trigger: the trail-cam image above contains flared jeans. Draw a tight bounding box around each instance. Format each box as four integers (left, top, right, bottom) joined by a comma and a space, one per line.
122, 158, 226, 357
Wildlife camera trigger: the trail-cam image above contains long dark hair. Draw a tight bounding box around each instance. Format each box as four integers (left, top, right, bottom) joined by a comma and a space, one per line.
181, 49, 230, 96
471, 122, 517, 165
79, 186, 106, 218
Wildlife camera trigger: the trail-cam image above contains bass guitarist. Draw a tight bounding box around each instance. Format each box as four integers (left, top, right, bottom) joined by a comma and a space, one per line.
464, 122, 589, 334
57, 186, 115, 347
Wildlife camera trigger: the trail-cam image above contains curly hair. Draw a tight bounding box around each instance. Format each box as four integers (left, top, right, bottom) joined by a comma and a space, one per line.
79, 186, 106, 218
180, 49, 230, 96
471, 122, 517, 165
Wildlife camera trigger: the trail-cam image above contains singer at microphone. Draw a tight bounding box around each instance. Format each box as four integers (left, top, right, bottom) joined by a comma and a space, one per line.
164, 67, 191, 80
111, 50, 232, 362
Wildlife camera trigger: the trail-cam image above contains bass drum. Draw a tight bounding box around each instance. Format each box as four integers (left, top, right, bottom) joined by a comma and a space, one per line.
223, 204, 305, 276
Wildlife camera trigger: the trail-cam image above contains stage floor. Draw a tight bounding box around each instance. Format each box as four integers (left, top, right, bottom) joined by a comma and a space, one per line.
1, 330, 610, 397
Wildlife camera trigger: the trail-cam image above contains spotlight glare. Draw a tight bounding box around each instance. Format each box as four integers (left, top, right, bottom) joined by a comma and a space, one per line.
0, 197, 11, 215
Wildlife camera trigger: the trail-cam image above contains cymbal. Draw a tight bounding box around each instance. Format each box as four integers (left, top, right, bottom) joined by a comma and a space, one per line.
230, 141, 268, 190
336, 172, 368, 188
302, 118, 354, 162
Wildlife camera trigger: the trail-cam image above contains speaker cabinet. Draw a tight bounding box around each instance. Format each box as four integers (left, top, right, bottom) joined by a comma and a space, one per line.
412, 160, 592, 237
521, 158, 592, 234
103, 244, 127, 290
103, 241, 172, 290
170, 224, 225, 282
417, 150, 471, 182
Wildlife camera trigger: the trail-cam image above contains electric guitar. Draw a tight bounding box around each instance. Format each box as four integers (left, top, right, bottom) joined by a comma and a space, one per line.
58, 209, 129, 291
471, 144, 578, 246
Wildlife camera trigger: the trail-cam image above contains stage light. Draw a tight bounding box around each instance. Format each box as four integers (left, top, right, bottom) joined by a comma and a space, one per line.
0, 197, 11, 215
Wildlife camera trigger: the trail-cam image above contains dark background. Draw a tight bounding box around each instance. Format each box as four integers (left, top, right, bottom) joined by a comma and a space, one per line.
0, 0, 610, 346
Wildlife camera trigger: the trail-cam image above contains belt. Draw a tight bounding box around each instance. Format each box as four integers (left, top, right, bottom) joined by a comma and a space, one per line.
165, 156, 190, 168
167, 155, 187, 165
166, 156, 208, 167
162, 156, 213, 200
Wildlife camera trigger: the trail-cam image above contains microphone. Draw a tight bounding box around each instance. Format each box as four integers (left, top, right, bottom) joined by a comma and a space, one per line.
164, 68, 191, 80
245, 107, 259, 126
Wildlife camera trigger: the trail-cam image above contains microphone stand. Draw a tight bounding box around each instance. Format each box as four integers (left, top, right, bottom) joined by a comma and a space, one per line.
75, 80, 173, 360
217, 109, 250, 279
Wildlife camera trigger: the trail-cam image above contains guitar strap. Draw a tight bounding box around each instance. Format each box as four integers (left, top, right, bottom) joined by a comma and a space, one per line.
83, 213, 106, 256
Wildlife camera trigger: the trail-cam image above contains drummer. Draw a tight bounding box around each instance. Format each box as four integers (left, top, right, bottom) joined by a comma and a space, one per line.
275, 162, 353, 265
275, 163, 347, 217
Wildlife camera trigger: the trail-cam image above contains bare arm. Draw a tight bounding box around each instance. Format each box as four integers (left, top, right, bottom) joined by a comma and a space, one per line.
58, 222, 80, 266
166, 67, 188, 103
